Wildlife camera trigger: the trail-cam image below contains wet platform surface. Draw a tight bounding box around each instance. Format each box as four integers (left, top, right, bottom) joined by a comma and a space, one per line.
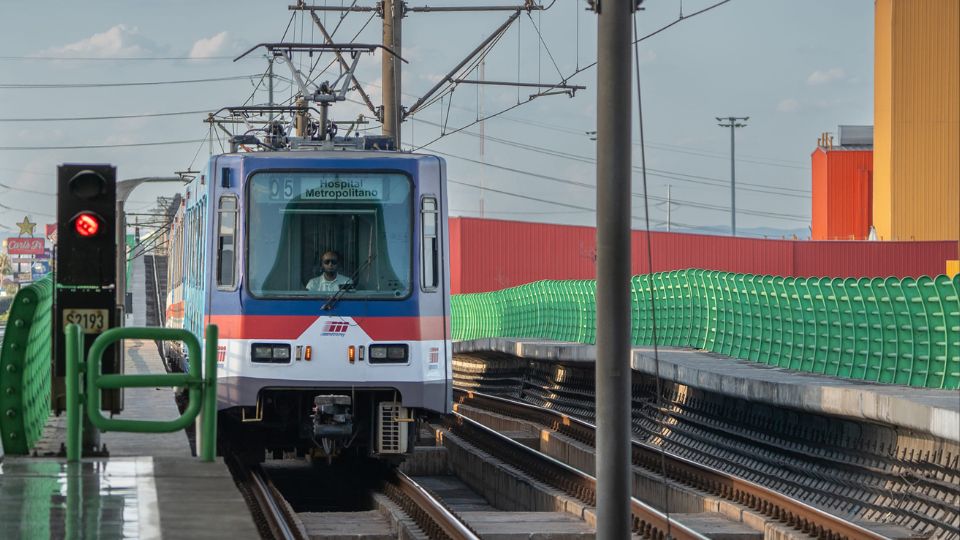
0, 456, 257, 539
454, 338, 960, 442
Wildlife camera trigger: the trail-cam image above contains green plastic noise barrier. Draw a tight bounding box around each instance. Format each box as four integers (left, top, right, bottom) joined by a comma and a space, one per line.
0, 275, 53, 455
449, 270, 960, 390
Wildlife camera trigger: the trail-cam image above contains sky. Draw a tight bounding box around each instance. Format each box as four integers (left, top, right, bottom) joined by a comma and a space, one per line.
0, 0, 875, 239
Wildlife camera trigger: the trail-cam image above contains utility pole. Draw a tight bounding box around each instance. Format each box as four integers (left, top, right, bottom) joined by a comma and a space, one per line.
595, 0, 633, 537
716, 116, 748, 236
479, 59, 485, 218
267, 55, 276, 124
667, 184, 672, 232
382, 0, 403, 147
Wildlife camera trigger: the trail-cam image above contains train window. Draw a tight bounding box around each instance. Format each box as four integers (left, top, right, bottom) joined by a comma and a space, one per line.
217, 195, 238, 289
247, 171, 413, 299
421, 197, 439, 291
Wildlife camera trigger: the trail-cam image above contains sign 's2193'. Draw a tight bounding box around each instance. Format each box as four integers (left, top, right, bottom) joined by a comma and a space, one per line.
63, 309, 108, 334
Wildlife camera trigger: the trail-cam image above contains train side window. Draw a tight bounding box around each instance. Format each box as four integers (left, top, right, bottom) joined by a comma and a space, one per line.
217, 195, 238, 289
421, 196, 439, 291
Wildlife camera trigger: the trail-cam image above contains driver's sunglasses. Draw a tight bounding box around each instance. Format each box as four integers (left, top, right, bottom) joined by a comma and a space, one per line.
322, 259, 338, 265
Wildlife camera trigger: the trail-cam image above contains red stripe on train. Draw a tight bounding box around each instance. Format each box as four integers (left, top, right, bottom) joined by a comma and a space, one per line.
207, 315, 448, 341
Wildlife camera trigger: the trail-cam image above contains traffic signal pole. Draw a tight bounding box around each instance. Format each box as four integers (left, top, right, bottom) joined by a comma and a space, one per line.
56, 164, 120, 455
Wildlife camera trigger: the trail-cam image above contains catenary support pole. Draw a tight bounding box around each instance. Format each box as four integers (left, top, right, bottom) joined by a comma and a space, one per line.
595, 0, 633, 537
382, 0, 403, 146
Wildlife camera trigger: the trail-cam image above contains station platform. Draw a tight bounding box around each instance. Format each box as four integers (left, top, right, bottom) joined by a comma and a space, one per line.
0, 337, 258, 539
453, 338, 960, 443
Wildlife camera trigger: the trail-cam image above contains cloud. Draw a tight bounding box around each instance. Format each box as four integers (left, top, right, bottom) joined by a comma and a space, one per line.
777, 98, 801, 113
38, 25, 157, 58
189, 32, 229, 58
806, 67, 845, 86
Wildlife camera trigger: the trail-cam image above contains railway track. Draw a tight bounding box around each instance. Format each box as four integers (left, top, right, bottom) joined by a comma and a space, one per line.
440, 411, 710, 540
228, 452, 479, 540
453, 389, 892, 540
454, 352, 959, 539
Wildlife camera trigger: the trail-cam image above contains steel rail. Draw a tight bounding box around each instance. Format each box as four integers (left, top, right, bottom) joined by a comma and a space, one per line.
389, 471, 481, 540
443, 412, 708, 540
245, 463, 307, 540
454, 388, 892, 540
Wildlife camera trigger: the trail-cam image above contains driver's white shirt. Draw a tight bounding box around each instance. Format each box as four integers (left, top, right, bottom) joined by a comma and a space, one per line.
306, 273, 352, 292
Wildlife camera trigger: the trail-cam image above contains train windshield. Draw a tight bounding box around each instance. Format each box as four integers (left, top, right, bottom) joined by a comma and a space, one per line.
248, 171, 412, 298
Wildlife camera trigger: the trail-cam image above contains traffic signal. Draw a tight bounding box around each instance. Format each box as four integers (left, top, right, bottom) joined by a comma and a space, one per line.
54, 164, 121, 414
57, 165, 117, 286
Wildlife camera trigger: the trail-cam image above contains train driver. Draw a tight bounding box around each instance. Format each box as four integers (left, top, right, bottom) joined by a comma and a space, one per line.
306, 250, 353, 293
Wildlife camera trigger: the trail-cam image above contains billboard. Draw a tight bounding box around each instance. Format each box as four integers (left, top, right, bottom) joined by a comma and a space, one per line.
7, 237, 45, 255
31, 260, 50, 281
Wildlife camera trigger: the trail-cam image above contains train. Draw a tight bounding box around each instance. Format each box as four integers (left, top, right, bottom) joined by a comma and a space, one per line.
162, 137, 452, 462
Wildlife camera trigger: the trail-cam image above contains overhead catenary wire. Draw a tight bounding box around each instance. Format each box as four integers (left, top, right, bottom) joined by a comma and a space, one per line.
408, 0, 733, 152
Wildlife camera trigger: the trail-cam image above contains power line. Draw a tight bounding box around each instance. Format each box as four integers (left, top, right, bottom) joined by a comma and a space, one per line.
0, 75, 260, 89
0, 109, 216, 122
0, 139, 206, 151
409, 117, 810, 197
0, 55, 235, 61
430, 147, 809, 221
0, 181, 53, 196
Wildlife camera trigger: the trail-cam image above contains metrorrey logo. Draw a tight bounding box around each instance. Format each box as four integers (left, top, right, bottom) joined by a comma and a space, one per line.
322, 321, 350, 336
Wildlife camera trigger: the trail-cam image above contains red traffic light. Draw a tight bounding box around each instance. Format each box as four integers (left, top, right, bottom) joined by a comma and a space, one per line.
74, 213, 101, 237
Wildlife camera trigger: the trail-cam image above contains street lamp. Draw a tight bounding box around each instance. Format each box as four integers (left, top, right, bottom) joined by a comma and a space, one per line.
716, 116, 748, 236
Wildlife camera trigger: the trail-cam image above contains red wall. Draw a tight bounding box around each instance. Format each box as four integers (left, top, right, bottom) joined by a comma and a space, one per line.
449, 217, 958, 293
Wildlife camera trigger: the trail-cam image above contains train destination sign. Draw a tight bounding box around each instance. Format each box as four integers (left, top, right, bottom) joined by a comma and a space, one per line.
263, 174, 387, 202
301, 177, 383, 201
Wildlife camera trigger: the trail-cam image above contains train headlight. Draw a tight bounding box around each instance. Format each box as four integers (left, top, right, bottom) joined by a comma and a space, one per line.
251, 343, 292, 363
368, 344, 409, 364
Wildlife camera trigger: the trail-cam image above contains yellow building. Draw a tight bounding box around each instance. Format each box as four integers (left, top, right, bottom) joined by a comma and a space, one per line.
873, 0, 959, 242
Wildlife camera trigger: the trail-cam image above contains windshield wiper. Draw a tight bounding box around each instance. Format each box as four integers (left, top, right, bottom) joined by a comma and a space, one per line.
322, 254, 376, 311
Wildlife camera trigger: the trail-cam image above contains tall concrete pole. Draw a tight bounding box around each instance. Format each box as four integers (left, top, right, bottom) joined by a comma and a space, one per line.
382, 0, 403, 147
595, 0, 633, 537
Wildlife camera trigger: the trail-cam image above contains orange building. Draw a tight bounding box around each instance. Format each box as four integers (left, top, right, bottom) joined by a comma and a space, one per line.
811, 127, 874, 240
873, 0, 959, 242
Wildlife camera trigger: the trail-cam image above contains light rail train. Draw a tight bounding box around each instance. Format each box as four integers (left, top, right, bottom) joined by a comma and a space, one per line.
163, 137, 452, 462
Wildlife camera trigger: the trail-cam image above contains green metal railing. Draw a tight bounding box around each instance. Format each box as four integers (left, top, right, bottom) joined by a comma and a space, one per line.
65, 324, 219, 462
0, 275, 53, 454
450, 270, 960, 390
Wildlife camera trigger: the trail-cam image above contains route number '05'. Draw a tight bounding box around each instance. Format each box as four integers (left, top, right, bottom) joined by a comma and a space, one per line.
270, 178, 295, 200
63, 309, 109, 334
